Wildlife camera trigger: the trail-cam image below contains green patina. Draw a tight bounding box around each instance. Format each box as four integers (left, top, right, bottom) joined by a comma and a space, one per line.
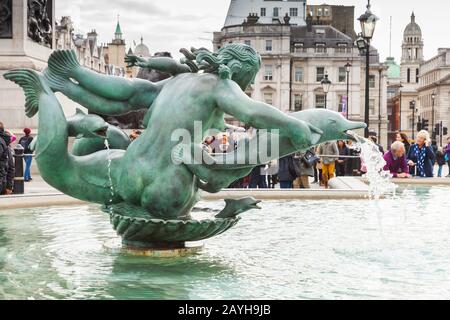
4, 44, 365, 248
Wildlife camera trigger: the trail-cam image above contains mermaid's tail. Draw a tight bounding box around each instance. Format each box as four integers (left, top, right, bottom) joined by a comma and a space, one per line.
43, 50, 80, 92
3, 69, 51, 118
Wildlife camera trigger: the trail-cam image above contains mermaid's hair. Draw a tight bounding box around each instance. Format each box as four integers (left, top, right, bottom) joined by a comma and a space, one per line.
193, 44, 261, 79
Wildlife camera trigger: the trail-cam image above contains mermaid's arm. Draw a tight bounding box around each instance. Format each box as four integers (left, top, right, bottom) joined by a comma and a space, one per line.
214, 79, 323, 150
125, 55, 191, 75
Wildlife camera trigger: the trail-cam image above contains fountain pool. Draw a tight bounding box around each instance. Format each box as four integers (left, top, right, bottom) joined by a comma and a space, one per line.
1, 185, 449, 300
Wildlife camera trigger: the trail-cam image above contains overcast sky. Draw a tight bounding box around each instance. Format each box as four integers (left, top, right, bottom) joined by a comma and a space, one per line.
56, 0, 450, 62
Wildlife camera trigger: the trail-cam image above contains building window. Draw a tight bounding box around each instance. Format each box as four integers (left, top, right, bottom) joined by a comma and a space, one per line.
265, 40, 273, 51
273, 7, 279, 17
316, 67, 325, 82
407, 68, 411, 83
294, 67, 303, 82
244, 40, 251, 46
315, 94, 325, 108
338, 95, 347, 113
324, 8, 330, 16
293, 94, 303, 111
337, 43, 348, 53
315, 43, 326, 53
264, 65, 273, 81
369, 99, 376, 115
317, 8, 323, 16
416, 68, 419, 83
264, 93, 273, 105
289, 8, 298, 17
339, 67, 347, 83
261, 8, 266, 17
369, 75, 376, 88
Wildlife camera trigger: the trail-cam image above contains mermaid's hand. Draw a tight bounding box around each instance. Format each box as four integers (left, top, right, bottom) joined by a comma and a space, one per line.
125, 54, 147, 68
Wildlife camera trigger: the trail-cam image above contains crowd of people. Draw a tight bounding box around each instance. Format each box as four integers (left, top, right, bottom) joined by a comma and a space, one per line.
204, 128, 450, 189
2, 120, 450, 194
0, 122, 35, 195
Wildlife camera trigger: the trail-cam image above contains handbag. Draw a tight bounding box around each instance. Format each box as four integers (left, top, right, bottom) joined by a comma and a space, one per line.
301, 150, 320, 168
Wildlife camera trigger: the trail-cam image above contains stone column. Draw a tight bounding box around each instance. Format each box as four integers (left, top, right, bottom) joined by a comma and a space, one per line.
0, 0, 55, 132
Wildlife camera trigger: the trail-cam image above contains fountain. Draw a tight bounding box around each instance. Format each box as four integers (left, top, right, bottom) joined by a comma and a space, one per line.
3, 44, 366, 253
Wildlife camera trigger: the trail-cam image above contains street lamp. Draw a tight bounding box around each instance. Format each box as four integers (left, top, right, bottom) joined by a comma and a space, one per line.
410, 100, 416, 139
345, 61, 352, 119
431, 92, 436, 135
357, 0, 378, 138
321, 73, 332, 109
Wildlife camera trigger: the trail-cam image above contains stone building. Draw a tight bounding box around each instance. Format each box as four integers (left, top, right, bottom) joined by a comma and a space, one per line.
306, 4, 356, 39
418, 48, 450, 146
224, 0, 307, 27
55, 17, 106, 74
389, 13, 424, 141
214, 1, 388, 147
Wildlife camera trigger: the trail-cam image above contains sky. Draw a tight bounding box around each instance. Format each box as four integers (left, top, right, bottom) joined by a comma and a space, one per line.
55, 0, 450, 62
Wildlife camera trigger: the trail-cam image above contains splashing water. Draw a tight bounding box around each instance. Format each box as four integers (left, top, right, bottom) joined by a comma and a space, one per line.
347, 131, 397, 200
104, 139, 115, 205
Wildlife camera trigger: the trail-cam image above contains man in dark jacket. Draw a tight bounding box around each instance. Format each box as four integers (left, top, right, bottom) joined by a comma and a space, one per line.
0, 123, 13, 194
278, 155, 296, 189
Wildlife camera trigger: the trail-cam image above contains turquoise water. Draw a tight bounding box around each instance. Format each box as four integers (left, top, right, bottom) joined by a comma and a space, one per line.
1, 185, 450, 300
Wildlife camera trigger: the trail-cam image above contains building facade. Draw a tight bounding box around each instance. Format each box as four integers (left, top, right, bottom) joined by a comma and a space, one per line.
418, 48, 450, 146
224, 0, 307, 27
389, 13, 424, 142
214, 1, 388, 147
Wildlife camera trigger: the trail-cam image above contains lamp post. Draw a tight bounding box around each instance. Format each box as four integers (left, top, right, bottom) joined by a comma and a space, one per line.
321, 73, 332, 109
357, 0, 378, 138
345, 61, 352, 119
431, 92, 436, 136
410, 100, 416, 140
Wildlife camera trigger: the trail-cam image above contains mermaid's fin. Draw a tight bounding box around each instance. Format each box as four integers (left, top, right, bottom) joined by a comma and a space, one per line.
3, 69, 51, 118
43, 50, 80, 92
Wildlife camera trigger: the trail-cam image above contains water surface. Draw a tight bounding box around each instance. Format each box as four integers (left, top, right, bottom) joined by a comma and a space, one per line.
1, 185, 449, 299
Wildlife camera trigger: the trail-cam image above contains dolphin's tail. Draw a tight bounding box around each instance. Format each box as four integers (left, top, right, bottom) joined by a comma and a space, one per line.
43, 50, 80, 92
3, 69, 51, 118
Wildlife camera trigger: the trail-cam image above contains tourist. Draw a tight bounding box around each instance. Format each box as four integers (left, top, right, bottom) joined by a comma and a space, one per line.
396, 132, 411, 155
129, 129, 142, 141
202, 136, 216, 154
249, 164, 268, 189
369, 135, 384, 154
383, 141, 410, 178
445, 137, 450, 178
0, 122, 8, 194
436, 147, 446, 178
407, 130, 436, 178
293, 152, 314, 189
347, 140, 362, 176
266, 160, 279, 189
19, 128, 34, 182
278, 155, 296, 189
336, 140, 349, 177
317, 141, 339, 189
0, 129, 15, 195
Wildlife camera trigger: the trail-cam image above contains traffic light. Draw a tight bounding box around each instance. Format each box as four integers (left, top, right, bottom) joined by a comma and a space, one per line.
417, 117, 422, 132
435, 124, 440, 135
422, 119, 429, 131
444, 127, 448, 136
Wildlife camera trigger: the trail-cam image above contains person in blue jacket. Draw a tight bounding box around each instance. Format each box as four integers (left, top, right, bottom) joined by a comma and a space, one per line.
407, 130, 436, 178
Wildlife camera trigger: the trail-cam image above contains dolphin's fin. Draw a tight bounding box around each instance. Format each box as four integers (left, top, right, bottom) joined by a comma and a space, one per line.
43, 50, 80, 92
3, 69, 51, 118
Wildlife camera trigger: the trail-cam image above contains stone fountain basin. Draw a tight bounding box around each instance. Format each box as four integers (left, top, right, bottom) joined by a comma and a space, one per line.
104, 203, 240, 243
